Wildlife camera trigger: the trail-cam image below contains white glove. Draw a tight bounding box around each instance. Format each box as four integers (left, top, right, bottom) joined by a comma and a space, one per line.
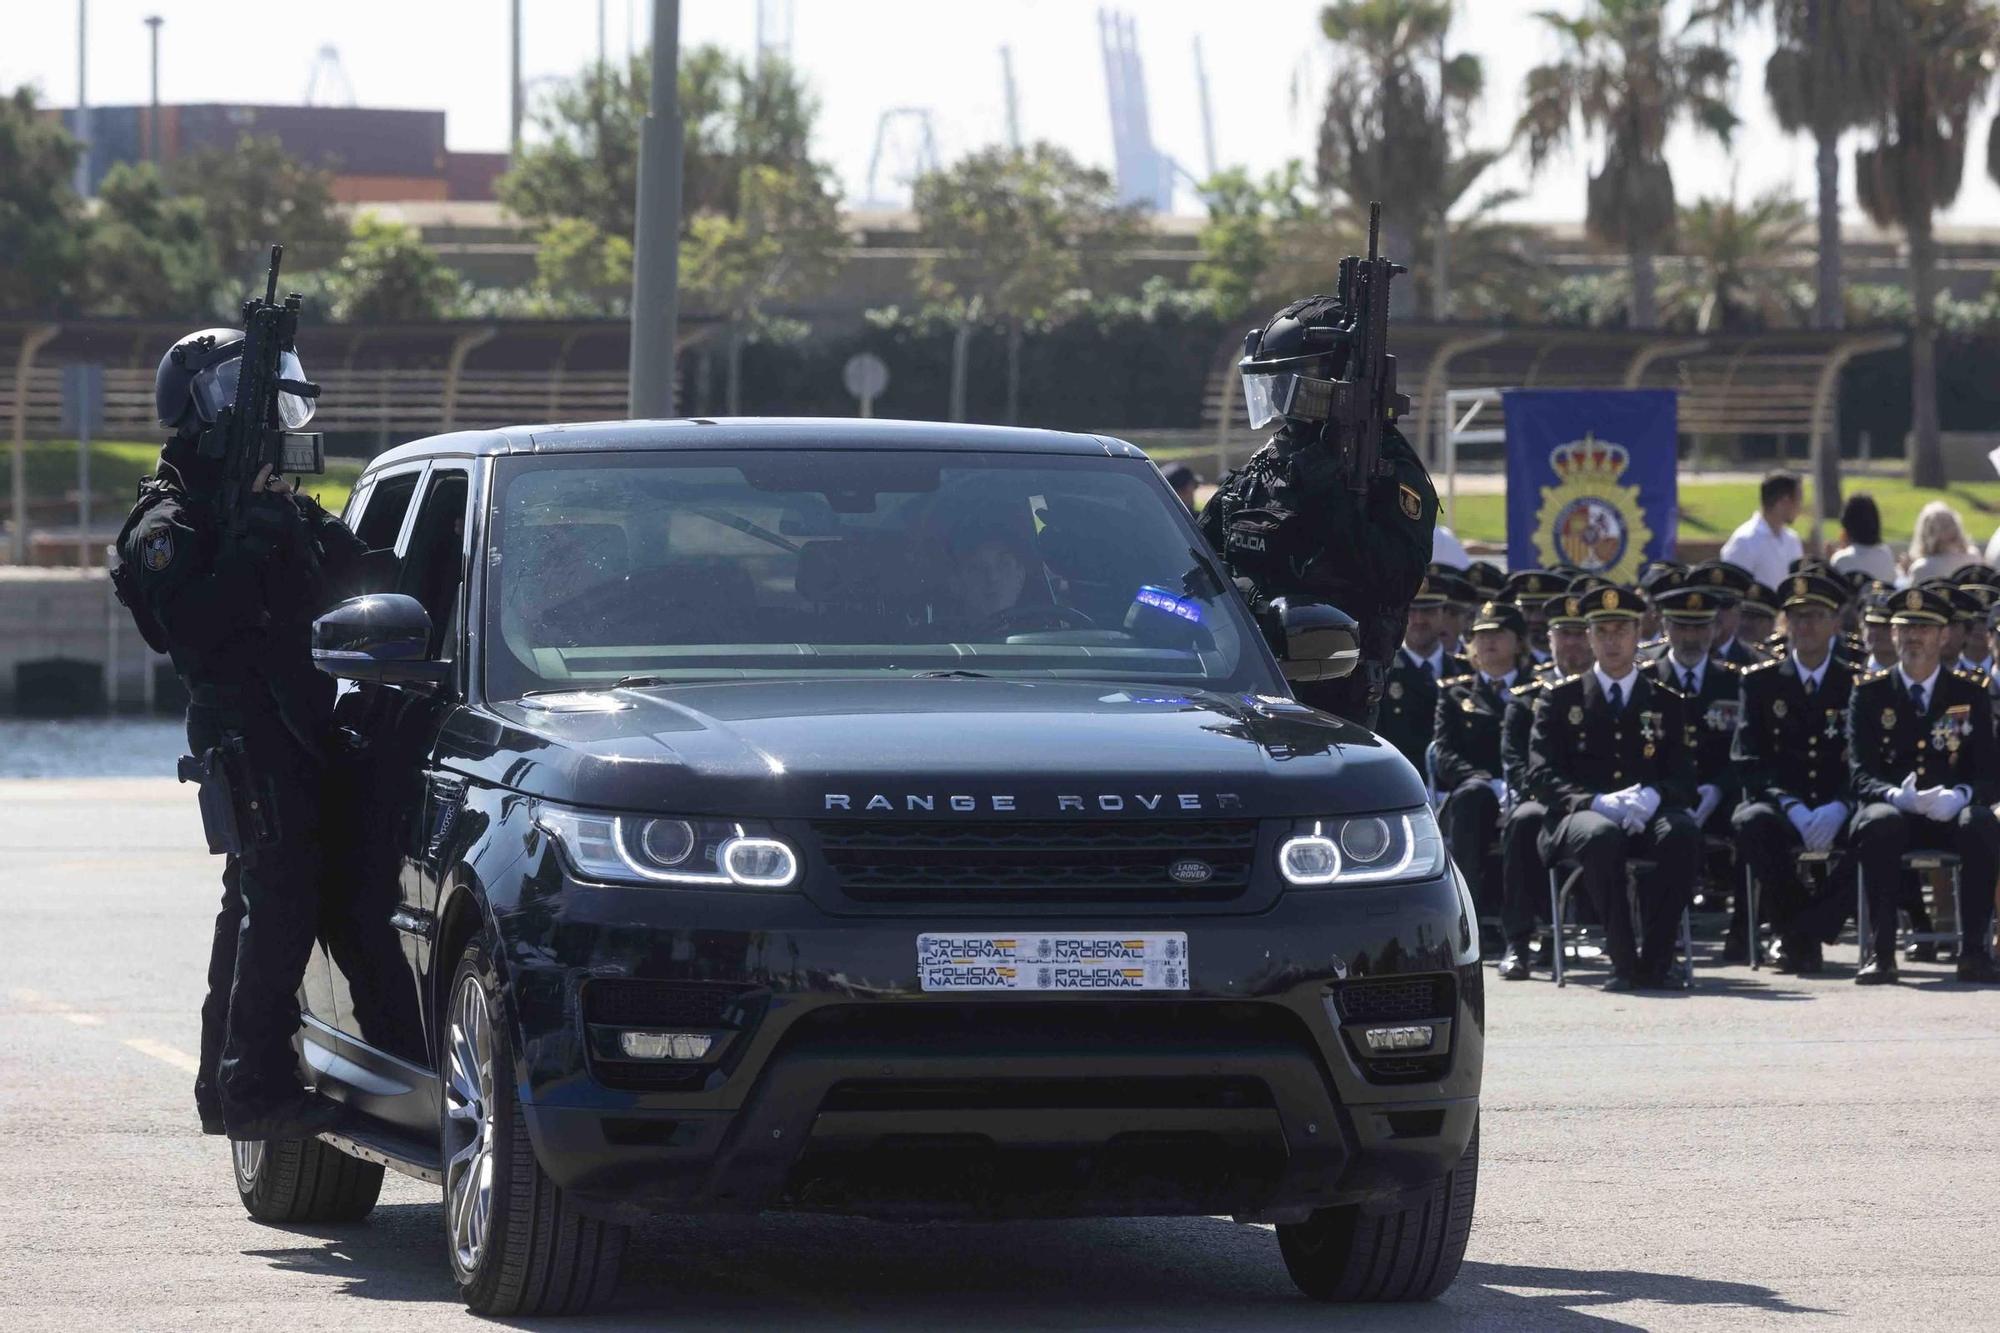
1926, 787, 1970, 822
1803, 801, 1849, 852
1889, 773, 1922, 814
1487, 777, 1509, 807
1785, 803, 1814, 840
1589, 792, 1627, 823
1691, 784, 1720, 829
1633, 785, 1663, 823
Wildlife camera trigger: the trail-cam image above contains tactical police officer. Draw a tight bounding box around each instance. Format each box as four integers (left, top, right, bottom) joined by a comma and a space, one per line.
1846, 585, 2000, 984
1729, 571, 1859, 975
1433, 600, 1528, 931
1200, 294, 1438, 728
1526, 584, 1701, 991
114, 327, 388, 1138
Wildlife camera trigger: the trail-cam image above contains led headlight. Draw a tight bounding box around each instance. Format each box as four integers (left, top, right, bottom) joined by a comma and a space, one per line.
533, 802, 798, 889
1278, 810, 1446, 887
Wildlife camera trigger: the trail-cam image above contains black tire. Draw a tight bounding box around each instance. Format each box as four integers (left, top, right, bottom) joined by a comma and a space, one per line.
1277, 1119, 1478, 1302
443, 937, 626, 1317
234, 1133, 385, 1223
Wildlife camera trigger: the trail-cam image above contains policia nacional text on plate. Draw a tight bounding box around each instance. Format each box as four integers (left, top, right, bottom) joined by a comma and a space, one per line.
917, 933, 1189, 992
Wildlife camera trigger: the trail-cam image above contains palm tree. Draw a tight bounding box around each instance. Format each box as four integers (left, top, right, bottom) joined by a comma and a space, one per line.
1854, 0, 2000, 487
1756, 1, 1901, 330
1316, 0, 1489, 316
1664, 188, 1812, 332
1518, 0, 1737, 329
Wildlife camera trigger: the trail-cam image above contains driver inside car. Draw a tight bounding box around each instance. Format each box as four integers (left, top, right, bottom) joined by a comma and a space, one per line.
948, 531, 1032, 624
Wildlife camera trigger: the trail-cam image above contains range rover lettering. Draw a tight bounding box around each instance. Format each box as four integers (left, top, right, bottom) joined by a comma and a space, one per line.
234, 418, 1482, 1315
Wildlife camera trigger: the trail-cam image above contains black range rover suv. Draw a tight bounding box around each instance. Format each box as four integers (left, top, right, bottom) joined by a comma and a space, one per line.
240, 419, 1482, 1314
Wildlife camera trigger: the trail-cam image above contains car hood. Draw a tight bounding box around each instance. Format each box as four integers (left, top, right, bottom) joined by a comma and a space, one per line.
447, 678, 1424, 819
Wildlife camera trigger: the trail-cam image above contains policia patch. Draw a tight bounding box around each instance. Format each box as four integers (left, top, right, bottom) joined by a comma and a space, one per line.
1399, 484, 1423, 520
142, 528, 174, 571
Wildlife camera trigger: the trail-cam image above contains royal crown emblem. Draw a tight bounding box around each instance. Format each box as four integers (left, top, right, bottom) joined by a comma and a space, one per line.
1907, 590, 1923, 610
1605, 588, 1621, 610
1532, 435, 1654, 582
1793, 577, 1808, 596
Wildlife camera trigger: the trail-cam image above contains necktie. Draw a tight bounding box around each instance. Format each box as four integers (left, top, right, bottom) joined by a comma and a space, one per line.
1910, 683, 1925, 714
1421, 658, 1435, 680
1683, 669, 1697, 696
1608, 682, 1624, 713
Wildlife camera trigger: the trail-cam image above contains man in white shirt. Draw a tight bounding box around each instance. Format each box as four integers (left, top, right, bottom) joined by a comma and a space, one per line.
1719, 471, 1805, 592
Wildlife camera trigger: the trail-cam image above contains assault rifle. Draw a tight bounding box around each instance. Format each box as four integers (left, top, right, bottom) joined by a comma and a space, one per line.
1325, 203, 1413, 494
196, 244, 325, 532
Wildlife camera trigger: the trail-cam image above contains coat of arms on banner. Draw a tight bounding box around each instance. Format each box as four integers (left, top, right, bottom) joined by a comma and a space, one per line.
1530, 437, 1654, 582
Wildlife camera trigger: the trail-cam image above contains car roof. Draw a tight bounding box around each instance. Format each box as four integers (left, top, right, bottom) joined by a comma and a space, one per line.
360, 417, 1147, 475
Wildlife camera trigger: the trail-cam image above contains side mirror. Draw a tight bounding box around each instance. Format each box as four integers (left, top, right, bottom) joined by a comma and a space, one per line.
312, 594, 452, 690
1263, 597, 1360, 682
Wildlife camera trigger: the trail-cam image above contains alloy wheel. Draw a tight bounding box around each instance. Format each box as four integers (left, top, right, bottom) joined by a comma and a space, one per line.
443, 971, 497, 1279
232, 1137, 266, 1192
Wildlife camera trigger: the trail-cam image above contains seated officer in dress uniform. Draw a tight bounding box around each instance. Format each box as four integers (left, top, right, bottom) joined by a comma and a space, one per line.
1945, 583, 1997, 679
1730, 571, 1859, 975
1434, 601, 1528, 932
1860, 583, 1898, 672
1847, 584, 2000, 985
1645, 571, 1752, 955
1689, 560, 1764, 667
1526, 584, 1702, 991
1733, 581, 1781, 664
1495, 589, 1600, 979
1380, 570, 1473, 772
1637, 560, 1686, 656
1429, 561, 1475, 657
1502, 570, 1565, 667
1464, 560, 1507, 605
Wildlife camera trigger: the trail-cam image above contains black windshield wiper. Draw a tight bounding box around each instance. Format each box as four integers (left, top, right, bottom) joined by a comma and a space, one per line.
611, 675, 669, 690
911, 669, 995, 679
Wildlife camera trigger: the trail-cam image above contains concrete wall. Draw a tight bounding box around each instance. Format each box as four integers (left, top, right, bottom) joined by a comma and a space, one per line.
0, 569, 164, 714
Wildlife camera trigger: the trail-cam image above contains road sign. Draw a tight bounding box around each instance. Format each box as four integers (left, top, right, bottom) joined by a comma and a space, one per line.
842, 352, 889, 418
61, 364, 107, 569
61, 364, 106, 436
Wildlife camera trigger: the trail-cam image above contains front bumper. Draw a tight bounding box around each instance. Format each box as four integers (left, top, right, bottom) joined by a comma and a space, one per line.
492, 844, 1483, 1224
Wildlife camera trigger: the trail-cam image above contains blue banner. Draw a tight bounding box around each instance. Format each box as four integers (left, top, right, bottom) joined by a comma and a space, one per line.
1503, 388, 1678, 582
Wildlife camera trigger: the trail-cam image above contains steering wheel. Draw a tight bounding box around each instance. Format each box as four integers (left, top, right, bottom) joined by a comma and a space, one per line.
978, 603, 1099, 637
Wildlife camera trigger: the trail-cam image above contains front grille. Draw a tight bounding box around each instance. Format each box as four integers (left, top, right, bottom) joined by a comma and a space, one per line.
812, 819, 1261, 904
1331, 975, 1454, 1023
584, 979, 756, 1028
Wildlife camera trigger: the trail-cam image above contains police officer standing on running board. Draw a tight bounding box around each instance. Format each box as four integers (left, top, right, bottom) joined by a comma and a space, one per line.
1201, 205, 1437, 729
1846, 584, 2000, 985
111, 266, 392, 1140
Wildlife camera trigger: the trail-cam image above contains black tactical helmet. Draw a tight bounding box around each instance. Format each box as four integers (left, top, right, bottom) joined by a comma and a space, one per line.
1239, 295, 1353, 430
155, 327, 245, 432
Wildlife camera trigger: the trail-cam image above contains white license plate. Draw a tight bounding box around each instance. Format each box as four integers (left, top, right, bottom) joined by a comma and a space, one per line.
916, 933, 1189, 992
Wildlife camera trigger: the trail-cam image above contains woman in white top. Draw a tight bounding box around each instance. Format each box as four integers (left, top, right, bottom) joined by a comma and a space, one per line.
1827, 493, 1899, 585
1902, 499, 1979, 585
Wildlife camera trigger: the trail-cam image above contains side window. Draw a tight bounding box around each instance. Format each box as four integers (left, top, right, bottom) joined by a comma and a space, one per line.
355, 469, 422, 552
398, 468, 471, 661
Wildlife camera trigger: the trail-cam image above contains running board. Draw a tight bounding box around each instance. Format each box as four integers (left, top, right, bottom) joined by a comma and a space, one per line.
320, 1119, 443, 1186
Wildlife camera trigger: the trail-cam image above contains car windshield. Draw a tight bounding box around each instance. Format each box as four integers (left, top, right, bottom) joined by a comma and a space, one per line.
483, 447, 1274, 699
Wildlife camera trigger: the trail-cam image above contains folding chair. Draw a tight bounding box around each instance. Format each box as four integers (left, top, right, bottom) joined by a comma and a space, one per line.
1740, 848, 1834, 972
1548, 859, 1693, 989
1857, 851, 1963, 968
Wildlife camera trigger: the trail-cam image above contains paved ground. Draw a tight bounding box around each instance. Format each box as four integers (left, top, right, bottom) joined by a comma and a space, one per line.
3, 777, 1998, 1331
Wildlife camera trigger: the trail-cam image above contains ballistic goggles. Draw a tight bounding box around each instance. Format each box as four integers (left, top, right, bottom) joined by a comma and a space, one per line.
191, 350, 317, 431
1242, 370, 1339, 430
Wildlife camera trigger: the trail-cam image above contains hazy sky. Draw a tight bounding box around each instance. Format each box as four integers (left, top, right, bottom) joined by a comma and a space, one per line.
10, 0, 1999, 228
